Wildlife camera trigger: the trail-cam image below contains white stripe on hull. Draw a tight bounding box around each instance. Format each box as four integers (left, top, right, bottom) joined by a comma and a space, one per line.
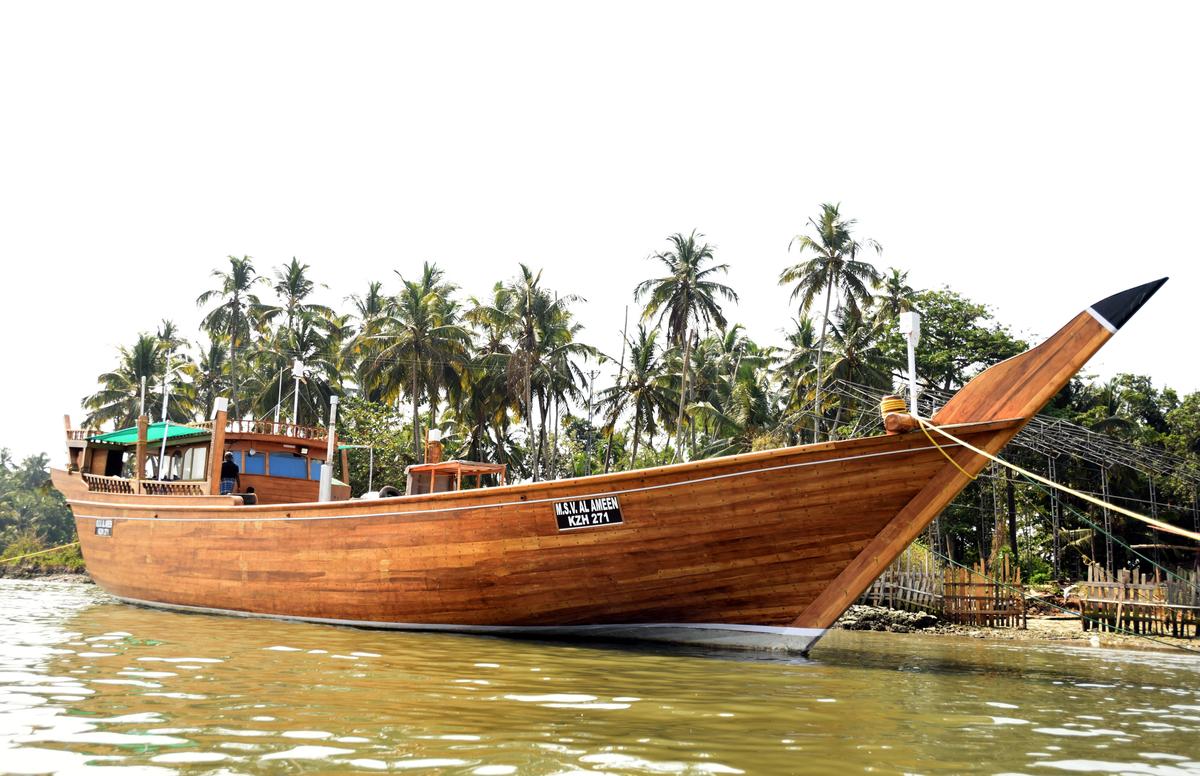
111, 594, 827, 654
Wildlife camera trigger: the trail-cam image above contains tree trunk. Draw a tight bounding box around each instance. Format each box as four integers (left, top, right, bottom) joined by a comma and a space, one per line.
551, 395, 559, 478
230, 297, 240, 418
812, 275, 835, 442
630, 405, 642, 465
411, 355, 421, 463
535, 390, 548, 481
674, 324, 692, 460
526, 357, 537, 481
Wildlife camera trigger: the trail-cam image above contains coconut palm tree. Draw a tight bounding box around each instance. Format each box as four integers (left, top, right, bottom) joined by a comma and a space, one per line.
874, 267, 919, 324
597, 326, 674, 466
343, 280, 390, 402
634, 231, 738, 459
194, 336, 228, 419
771, 317, 819, 444
261, 257, 333, 337
779, 204, 882, 441
469, 266, 590, 480
83, 333, 195, 428
361, 263, 470, 461
196, 256, 266, 417
823, 307, 904, 436
252, 258, 338, 423
82, 333, 161, 428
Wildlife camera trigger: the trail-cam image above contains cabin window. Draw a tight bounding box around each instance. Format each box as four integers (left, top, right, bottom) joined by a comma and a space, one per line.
269, 452, 308, 479
309, 460, 323, 480
181, 447, 207, 480
167, 452, 183, 480
103, 450, 125, 477
244, 451, 266, 475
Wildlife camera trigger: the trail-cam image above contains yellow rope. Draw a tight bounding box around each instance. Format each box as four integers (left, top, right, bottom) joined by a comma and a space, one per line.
915, 417, 1200, 544
917, 416, 978, 481
0, 541, 81, 564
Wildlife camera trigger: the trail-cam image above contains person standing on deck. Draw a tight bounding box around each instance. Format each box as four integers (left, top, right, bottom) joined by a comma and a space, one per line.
220, 452, 240, 495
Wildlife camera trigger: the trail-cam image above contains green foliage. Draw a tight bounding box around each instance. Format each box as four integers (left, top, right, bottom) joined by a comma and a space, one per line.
881, 287, 1028, 392
0, 452, 80, 573
0, 451, 76, 548
335, 397, 416, 495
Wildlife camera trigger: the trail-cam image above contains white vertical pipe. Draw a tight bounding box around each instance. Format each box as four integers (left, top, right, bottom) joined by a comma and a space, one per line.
319, 395, 338, 502
158, 359, 171, 479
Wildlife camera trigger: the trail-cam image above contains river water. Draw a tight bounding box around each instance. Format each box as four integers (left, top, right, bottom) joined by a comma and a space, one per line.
1, 580, 1198, 775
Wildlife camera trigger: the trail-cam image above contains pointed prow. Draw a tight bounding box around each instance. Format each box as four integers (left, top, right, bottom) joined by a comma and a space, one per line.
1087, 277, 1169, 333
934, 278, 1168, 426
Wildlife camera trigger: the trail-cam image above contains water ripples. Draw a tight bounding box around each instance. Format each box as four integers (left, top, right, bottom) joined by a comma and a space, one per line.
1, 579, 1199, 773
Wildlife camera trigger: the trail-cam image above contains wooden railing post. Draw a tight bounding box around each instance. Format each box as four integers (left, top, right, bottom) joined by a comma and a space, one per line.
208, 399, 229, 495
134, 415, 148, 492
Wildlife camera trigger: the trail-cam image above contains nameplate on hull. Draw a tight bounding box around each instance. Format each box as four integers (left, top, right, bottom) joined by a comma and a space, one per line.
95, 519, 113, 537
554, 496, 623, 531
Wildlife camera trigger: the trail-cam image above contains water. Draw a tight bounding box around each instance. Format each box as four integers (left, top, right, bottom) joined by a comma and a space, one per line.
1, 580, 1199, 775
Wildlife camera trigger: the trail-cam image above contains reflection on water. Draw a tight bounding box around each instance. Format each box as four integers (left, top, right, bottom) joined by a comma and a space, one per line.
1, 579, 1199, 774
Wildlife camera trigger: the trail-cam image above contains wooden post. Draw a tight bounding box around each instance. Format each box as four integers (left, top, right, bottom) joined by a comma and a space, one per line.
208, 399, 228, 495
340, 447, 349, 483
134, 415, 148, 493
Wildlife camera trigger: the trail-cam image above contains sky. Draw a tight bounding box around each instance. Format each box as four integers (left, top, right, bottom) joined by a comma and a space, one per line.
1, 1, 1197, 462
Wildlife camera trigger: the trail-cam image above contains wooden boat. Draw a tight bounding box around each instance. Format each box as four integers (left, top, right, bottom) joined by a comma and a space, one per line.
51, 279, 1166, 653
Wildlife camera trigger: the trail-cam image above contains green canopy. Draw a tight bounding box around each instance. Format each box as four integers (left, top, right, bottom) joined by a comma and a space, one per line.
88, 422, 208, 446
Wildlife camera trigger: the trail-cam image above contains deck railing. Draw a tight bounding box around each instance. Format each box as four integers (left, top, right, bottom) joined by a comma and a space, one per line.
66, 429, 97, 441
192, 419, 328, 441
82, 473, 135, 494
139, 481, 207, 496
82, 474, 208, 497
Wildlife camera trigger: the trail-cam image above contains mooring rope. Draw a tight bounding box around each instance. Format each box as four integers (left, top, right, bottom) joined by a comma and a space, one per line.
916, 417, 1200, 544
0, 541, 80, 565
925, 546, 1200, 655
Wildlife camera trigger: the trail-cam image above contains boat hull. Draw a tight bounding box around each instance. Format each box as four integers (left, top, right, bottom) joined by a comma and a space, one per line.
53, 419, 1017, 653
108, 594, 829, 652
55, 278, 1166, 652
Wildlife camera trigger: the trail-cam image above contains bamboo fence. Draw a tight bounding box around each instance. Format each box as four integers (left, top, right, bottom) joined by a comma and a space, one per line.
1076, 563, 1199, 638
942, 555, 1026, 628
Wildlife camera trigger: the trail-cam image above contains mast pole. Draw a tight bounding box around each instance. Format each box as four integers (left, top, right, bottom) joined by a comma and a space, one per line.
158, 355, 172, 480
291, 359, 304, 427
274, 366, 285, 431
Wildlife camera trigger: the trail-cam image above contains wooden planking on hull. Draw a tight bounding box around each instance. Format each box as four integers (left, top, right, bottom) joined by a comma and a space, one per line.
61, 421, 1013, 629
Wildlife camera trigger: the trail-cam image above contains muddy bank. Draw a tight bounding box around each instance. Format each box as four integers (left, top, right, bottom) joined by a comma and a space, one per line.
836, 604, 1198, 653
0, 566, 91, 582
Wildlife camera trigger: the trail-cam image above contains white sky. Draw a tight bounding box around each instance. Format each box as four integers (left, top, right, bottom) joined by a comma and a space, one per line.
1, 1, 1197, 462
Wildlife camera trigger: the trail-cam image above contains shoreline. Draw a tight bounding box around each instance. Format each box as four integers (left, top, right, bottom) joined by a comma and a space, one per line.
0, 566, 91, 582
836, 603, 1200, 654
